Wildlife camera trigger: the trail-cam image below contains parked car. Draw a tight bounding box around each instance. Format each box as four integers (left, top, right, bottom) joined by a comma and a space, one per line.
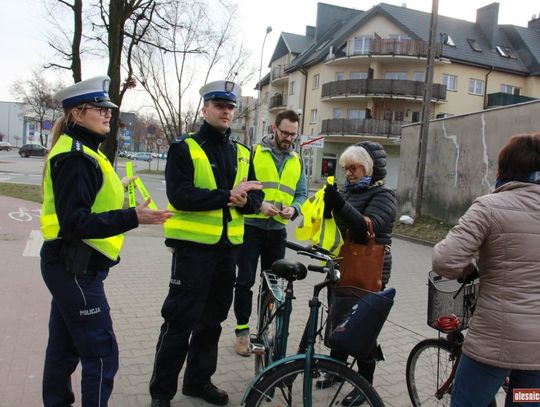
131, 152, 153, 162
19, 144, 48, 157
0, 141, 13, 151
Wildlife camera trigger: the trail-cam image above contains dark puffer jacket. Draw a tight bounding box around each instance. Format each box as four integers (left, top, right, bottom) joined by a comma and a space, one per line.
333, 142, 396, 285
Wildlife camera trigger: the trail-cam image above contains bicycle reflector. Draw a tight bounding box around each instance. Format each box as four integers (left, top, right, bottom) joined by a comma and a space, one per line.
436, 314, 460, 332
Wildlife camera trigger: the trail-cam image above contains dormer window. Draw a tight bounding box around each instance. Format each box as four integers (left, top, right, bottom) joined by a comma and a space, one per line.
441, 33, 455, 47
496, 45, 516, 58
467, 39, 482, 52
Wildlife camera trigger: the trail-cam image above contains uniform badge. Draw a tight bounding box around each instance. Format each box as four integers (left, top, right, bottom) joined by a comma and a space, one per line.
225, 81, 234, 93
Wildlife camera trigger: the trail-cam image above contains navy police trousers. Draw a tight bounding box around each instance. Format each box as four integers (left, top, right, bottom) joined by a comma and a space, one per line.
41, 260, 119, 407
149, 245, 237, 400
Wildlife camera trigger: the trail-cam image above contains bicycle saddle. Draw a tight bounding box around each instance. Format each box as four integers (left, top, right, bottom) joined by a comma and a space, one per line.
271, 259, 308, 281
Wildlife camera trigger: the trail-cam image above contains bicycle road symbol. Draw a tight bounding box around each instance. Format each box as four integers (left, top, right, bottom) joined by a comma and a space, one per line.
8, 207, 42, 222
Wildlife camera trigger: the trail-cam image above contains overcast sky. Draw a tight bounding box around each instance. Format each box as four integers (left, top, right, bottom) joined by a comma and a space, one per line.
1, 0, 538, 110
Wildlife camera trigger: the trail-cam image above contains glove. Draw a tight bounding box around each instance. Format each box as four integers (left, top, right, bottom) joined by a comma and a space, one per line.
323, 183, 345, 218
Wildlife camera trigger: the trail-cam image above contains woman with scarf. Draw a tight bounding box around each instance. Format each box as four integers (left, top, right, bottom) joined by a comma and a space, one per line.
432, 133, 540, 407
320, 141, 396, 405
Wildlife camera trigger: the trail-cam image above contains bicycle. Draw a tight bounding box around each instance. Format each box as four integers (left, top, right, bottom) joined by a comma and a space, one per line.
242, 241, 385, 406
406, 269, 492, 406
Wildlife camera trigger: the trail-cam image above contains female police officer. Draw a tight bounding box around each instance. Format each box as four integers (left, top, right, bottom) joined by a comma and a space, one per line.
40, 76, 171, 406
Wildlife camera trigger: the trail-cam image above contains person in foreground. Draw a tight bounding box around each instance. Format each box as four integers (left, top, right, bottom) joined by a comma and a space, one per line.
149, 80, 263, 407
432, 133, 540, 407
322, 141, 396, 406
233, 109, 307, 356
40, 76, 171, 407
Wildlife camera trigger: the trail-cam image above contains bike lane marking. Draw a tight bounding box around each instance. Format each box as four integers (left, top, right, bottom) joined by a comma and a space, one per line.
23, 230, 43, 257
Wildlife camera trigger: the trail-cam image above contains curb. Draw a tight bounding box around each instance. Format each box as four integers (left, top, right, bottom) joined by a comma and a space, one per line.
392, 233, 436, 247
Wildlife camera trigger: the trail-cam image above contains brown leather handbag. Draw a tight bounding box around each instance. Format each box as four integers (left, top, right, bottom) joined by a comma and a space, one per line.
337, 217, 385, 292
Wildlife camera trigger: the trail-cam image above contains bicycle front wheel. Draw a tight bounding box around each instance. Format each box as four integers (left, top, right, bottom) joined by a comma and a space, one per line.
406, 338, 458, 407
245, 358, 384, 407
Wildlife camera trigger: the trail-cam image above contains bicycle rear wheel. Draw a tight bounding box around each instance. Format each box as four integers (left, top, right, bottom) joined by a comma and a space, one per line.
406, 338, 457, 407
255, 289, 280, 374
245, 357, 384, 406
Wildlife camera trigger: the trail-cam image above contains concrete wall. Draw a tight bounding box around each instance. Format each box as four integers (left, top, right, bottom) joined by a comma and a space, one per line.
397, 100, 540, 224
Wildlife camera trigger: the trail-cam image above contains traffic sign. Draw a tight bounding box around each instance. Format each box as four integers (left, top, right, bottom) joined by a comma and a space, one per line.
42, 120, 52, 130
300, 135, 325, 149
147, 124, 157, 135
156, 138, 163, 146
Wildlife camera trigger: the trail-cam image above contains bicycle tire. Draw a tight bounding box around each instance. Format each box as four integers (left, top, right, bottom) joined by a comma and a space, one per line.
255, 289, 280, 374
406, 338, 457, 407
245, 357, 384, 407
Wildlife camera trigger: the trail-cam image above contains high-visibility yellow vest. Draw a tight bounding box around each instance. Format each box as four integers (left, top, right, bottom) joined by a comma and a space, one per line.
295, 176, 343, 256
164, 137, 250, 245
245, 144, 302, 225
41, 134, 125, 261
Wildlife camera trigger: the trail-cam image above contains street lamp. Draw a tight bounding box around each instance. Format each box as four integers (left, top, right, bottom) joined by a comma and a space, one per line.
253, 25, 272, 145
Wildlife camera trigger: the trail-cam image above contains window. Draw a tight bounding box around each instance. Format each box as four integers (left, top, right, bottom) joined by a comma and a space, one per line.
385, 71, 407, 80
414, 71, 425, 81
442, 74, 457, 91
352, 35, 373, 55
336, 72, 345, 81
468, 78, 484, 96
313, 74, 320, 89
501, 84, 521, 95
310, 109, 317, 124
467, 39, 482, 52
333, 108, 342, 119
350, 71, 368, 80
496, 46, 508, 57
347, 109, 365, 120
289, 81, 295, 95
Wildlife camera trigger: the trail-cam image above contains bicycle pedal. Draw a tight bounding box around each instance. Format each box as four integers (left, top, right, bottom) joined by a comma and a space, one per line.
249, 342, 265, 356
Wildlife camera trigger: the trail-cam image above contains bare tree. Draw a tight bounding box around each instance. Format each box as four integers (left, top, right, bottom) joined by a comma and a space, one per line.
10, 72, 64, 146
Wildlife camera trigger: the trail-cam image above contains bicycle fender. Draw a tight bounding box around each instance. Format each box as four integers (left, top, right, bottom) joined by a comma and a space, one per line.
241, 353, 343, 404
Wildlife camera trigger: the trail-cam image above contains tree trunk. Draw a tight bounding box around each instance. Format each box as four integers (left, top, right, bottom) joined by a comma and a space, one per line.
72, 0, 83, 83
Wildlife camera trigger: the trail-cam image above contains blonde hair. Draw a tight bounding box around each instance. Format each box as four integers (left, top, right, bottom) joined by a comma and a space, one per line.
338, 145, 374, 176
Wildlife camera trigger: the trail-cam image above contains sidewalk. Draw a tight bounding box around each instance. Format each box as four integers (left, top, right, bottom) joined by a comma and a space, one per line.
0, 195, 453, 406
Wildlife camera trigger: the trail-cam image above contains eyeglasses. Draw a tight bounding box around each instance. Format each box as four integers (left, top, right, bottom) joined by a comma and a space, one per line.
277, 127, 297, 140
82, 106, 113, 117
343, 164, 362, 173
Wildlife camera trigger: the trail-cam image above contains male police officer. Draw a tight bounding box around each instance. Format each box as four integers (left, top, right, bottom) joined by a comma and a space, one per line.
149, 81, 263, 407
233, 109, 307, 355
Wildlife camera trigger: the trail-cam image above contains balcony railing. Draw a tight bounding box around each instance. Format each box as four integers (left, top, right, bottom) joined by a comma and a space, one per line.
487, 92, 536, 108
321, 79, 446, 101
269, 93, 287, 109
335, 38, 442, 59
321, 118, 410, 137
271, 65, 289, 82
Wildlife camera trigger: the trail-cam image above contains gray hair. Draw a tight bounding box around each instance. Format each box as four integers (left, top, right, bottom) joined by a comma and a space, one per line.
338, 145, 374, 176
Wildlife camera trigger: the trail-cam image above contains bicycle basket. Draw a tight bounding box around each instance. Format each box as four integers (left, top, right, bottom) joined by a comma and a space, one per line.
427, 271, 479, 332
324, 286, 395, 359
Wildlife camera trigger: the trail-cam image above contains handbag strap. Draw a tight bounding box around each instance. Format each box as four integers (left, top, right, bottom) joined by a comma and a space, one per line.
363, 216, 376, 245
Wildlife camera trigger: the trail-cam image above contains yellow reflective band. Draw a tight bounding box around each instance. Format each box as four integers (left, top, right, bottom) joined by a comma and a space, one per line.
134, 178, 157, 209
125, 161, 136, 208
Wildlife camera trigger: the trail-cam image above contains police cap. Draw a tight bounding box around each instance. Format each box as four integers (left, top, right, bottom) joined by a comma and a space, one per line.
199, 80, 241, 107
55, 75, 118, 109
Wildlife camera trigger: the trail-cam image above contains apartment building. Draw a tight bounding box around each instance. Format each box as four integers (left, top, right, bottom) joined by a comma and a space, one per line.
258, 2, 540, 185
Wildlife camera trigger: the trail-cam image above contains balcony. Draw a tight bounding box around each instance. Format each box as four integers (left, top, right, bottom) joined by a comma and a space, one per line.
486, 92, 536, 108
271, 65, 288, 84
321, 118, 409, 138
269, 93, 287, 110
321, 79, 446, 102
328, 38, 442, 62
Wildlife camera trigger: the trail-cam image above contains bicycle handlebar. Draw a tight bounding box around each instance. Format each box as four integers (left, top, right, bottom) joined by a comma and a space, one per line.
286, 240, 340, 283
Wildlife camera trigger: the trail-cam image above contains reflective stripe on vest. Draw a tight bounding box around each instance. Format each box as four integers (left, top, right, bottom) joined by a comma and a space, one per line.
245, 144, 301, 225
40, 134, 125, 260
164, 137, 250, 245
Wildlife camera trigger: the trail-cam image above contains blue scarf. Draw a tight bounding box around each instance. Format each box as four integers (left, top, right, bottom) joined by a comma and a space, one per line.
495, 171, 540, 189
344, 176, 373, 191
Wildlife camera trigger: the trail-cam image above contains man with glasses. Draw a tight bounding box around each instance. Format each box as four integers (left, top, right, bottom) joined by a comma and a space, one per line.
149, 80, 263, 406
233, 109, 307, 356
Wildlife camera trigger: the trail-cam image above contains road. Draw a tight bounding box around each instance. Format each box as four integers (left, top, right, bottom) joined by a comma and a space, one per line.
0, 152, 169, 208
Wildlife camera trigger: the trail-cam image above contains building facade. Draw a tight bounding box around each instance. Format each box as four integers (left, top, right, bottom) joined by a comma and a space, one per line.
258, 2, 540, 185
